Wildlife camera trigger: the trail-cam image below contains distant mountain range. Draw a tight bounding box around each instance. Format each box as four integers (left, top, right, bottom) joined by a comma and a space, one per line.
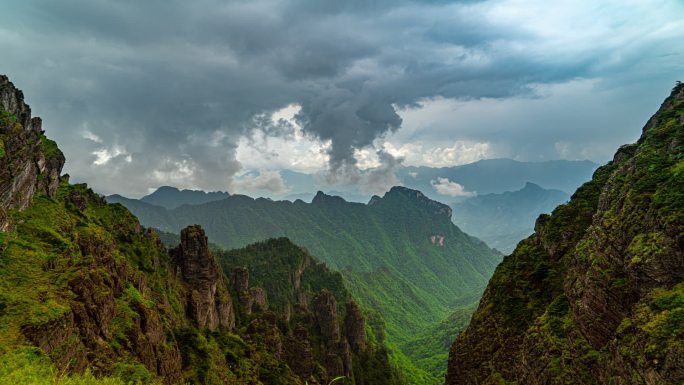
451, 182, 570, 253
109, 178, 577, 257
398, 158, 597, 198
259, 159, 597, 203
108, 186, 501, 383
108, 159, 596, 210
111, 185, 230, 209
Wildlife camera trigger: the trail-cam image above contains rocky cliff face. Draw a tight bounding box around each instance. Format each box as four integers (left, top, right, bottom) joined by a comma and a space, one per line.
445, 83, 684, 384
6, 182, 190, 384
170, 225, 234, 330
313, 291, 352, 378
230, 266, 269, 315
345, 301, 367, 353
218, 238, 406, 385
0, 75, 64, 230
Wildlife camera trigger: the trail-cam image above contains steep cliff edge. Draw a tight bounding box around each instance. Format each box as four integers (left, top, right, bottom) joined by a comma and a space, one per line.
218, 237, 404, 385
170, 226, 234, 331
445, 83, 684, 384
0, 75, 64, 231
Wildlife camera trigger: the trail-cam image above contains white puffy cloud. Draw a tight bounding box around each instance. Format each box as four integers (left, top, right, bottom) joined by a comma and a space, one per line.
431, 177, 477, 197
82, 130, 103, 144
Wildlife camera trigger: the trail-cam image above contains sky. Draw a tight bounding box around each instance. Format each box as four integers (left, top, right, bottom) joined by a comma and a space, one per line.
1, 0, 683, 197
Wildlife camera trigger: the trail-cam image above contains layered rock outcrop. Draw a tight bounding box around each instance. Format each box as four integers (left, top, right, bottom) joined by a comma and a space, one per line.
446, 83, 684, 384
219, 238, 385, 384
285, 323, 316, 381
170, 225, 234, 331
0, 75, 64, 230
313, 291, 352, 379
19, 195, 186, 384
345, 301, 367, 353
231, 266, 268, 314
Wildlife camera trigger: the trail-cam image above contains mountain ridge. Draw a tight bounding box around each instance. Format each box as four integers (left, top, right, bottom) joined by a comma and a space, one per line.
231, 159, 598, 204
445, 82, 684, 384
139, 186, 230, 209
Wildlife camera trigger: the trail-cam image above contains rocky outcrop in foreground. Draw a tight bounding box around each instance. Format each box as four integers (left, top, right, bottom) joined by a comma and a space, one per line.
446, 83, 684, 384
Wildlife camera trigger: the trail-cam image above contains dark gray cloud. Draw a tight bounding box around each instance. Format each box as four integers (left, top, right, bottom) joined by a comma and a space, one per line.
1, 0, 682, 196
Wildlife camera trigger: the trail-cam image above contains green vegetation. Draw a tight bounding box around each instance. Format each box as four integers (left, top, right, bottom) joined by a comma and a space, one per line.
0, 110, 16, 159
218, 238, 406, 385
400, 304, 476, 378
218, 237, 350, 313
39, 133, 62, 161
445, 83, 684, 384
113, 187, 501, 383
307, 376, 346, 385
0, 109, 21, 159
617, 283, 684, 364
0, 181, 351, 384
0, 181, 178, 384
0, 348, 146, 385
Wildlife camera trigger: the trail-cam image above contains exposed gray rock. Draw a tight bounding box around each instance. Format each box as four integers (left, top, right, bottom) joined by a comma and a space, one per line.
171, 225, 234, 331
0, 75, 64, 231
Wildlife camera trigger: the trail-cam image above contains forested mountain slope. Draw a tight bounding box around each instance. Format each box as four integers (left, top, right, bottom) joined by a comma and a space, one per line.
446, 83, 684, 384
109, 186, 502, 384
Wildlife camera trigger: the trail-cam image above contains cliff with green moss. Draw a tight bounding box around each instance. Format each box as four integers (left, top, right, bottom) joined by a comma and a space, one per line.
0, 75, 401, 384
445, 83, 684, 384
0, 75, 64, 231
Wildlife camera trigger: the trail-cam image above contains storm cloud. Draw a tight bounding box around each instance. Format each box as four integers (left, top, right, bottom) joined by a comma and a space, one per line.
1, 0, 682, 196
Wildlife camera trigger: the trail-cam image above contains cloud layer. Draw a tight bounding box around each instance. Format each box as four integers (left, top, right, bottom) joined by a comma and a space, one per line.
1, 0, 682, 196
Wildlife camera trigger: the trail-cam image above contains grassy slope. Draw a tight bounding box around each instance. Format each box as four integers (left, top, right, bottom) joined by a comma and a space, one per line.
0, 182, 175, 384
